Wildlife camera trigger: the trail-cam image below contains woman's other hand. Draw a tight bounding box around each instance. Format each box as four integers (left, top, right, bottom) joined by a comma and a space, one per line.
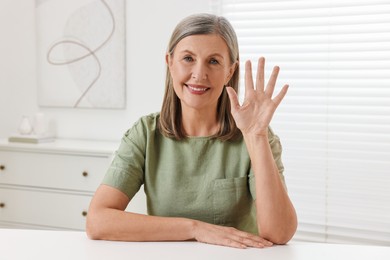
192, 221, 273, 249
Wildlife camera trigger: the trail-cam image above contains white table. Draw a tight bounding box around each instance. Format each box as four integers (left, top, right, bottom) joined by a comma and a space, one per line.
1, 229, 389, 260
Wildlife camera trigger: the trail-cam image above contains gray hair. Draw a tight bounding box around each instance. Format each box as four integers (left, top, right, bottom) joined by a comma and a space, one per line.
160, 13, 241, 141
168, 13, 239, 68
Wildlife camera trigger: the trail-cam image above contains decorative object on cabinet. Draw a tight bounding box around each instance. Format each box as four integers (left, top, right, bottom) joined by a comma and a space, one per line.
0, 138, 118, 230
10, 114, 54, 143
32, 112, 47, 135
36, 0, 126, 109
8, 134, 55, 144
18, 116, 33, 135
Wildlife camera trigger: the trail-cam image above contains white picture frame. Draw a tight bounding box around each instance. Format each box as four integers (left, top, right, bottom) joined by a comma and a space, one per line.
36, 0, 126, 109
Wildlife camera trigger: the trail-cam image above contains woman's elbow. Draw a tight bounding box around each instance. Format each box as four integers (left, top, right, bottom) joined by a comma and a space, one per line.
271, 231, 296, 245
86, 226, 100, 240
274, 221, 298, 245
263, 228, 296, 245
261, 217, 298, 245
86, 212, 105, 240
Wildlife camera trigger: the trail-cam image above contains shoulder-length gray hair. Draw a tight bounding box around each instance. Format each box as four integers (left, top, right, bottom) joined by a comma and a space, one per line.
159, 13, 241, 141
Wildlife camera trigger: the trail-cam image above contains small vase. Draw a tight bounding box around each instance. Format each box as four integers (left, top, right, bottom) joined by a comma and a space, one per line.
33, 113, 46, 135
18, 116, 33, 135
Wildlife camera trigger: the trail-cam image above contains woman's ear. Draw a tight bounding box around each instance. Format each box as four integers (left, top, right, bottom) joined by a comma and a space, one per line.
226, 61, 238, 84
166, 53, 172, 67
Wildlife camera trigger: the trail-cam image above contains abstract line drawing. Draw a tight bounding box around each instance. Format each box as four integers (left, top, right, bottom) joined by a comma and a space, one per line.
36, 0, 126, 109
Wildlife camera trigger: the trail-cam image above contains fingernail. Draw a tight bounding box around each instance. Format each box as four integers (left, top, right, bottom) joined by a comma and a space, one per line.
257, 243, 265, 248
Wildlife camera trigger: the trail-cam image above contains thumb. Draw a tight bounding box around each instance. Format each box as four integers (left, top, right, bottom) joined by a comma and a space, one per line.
226, 86, 240, 112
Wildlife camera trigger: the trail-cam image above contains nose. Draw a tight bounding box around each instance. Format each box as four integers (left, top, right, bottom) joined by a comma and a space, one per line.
192, 63, 207, 81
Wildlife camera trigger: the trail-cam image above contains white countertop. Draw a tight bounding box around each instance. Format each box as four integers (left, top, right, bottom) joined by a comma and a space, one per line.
1, 229, 390, 260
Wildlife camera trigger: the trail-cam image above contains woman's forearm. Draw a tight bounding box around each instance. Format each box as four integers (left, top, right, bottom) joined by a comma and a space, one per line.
86, 185, 196, 242
243, 133, 297, 244
87, 208, 195, 242
86, 185, 274, 248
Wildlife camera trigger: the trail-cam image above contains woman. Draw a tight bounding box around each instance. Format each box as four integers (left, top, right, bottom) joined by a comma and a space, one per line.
86, 13, 297, 249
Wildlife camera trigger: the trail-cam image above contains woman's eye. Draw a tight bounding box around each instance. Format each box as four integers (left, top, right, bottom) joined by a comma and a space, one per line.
183, 56, 193, 62
210, 59, 219, 65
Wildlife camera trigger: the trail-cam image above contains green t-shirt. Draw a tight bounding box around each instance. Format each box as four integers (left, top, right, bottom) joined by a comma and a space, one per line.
102, 113, 285, 234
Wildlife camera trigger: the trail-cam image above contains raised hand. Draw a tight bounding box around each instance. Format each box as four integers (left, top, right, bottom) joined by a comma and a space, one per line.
226, 57, 288, 136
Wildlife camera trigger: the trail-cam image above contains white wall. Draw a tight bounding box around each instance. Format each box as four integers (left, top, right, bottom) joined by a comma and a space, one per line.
0, 0, 211, 141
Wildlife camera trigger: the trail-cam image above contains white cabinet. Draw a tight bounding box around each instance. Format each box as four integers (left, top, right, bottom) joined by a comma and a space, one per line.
0, 139, 118, 230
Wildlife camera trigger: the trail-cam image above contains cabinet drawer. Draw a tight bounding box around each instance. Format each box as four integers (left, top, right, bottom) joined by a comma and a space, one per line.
0, 188, 90, 230
0, 151, 109, 192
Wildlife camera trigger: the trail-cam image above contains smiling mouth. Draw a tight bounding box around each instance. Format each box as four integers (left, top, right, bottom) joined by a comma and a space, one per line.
185, 84, 210, 94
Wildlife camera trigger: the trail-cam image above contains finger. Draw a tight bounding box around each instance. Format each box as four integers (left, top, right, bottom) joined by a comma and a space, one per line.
273, 84, 289, 107
225, 228, 273, 248
256, 57, 265, 92
254, 237, 274, 247
235, 231, 273, 248
265, 65, 280, 97
236, 236, 266, 248
226, 86, 240, 112
219, 232, 258, 249
222, 238, 248, 249
244, 60, 254, 99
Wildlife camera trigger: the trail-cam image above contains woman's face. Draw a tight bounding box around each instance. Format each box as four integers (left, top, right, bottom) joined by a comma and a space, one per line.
167, 34, 236, 114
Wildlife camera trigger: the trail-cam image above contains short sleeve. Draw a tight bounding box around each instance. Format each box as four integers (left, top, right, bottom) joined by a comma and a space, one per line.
102, 120, 146, 199
248, 127, 286, 199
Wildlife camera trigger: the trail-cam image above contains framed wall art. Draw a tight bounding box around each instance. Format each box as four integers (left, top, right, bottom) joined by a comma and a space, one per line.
36, 0, 126, 109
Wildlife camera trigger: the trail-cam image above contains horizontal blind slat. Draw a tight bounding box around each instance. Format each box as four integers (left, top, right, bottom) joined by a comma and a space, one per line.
222, 0, 390, 245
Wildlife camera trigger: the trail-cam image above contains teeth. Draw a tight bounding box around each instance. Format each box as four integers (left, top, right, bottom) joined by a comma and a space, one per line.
188, 85, 208, 91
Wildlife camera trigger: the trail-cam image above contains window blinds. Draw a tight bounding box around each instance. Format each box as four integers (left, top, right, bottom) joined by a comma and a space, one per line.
220, 0, 390, 245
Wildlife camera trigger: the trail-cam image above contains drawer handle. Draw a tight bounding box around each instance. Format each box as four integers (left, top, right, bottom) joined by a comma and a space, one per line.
82, 171, 88, 177
0, 202, 5, 208
82, 211, 88, 217
0, 165, 5, 171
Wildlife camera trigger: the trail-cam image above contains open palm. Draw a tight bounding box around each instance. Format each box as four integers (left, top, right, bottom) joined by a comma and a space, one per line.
226, 57, 289, 136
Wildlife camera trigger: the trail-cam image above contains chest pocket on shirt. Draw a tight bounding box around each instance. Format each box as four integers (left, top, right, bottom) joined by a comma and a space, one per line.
212, 176, 254, 228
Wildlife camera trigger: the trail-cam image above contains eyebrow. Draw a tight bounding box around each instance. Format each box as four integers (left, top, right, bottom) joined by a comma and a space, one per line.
179, 49, 225, 59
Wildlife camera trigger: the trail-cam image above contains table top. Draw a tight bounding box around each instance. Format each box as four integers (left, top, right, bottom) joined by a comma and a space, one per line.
1, 228, 390, 260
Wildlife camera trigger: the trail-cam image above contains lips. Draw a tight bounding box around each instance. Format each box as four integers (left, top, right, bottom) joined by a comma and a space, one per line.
185, 84, 210, 94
